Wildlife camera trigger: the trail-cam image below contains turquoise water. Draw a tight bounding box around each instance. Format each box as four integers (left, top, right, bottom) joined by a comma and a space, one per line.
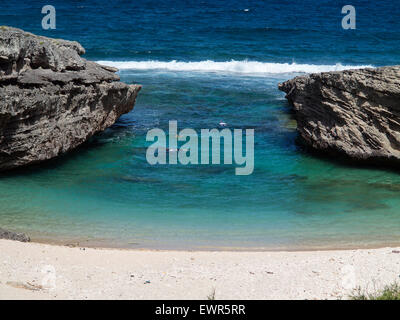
0, 1, 400, 249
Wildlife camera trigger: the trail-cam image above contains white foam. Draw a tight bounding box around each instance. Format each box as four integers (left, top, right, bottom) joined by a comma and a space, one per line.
96, 60, 373, 75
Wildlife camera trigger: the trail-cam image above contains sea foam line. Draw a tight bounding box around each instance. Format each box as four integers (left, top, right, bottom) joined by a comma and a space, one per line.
96, 60, 373, 75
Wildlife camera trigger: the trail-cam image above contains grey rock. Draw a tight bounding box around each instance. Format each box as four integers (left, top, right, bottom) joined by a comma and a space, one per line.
278, 66, 400, 163
0, 26, 85, 74
0, 27, 141, 170
0, 228, 30, 242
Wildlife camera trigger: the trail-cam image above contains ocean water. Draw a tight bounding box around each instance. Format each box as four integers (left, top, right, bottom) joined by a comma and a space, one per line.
1, 0, 400, 250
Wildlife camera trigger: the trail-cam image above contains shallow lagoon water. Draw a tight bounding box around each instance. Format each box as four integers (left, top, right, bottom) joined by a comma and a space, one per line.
1, 70, 400, 250
0, 1, 400, 249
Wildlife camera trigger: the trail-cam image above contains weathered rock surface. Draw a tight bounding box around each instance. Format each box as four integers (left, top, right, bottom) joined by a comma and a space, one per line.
0, 26, 141, 170
0, 227, 30, 242
279, 66, 400, 163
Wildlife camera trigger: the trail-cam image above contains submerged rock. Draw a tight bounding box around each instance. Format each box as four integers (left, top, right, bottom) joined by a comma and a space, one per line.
278, 66, 400, 164
0, 26, 141, 170
0, 227, 30, 242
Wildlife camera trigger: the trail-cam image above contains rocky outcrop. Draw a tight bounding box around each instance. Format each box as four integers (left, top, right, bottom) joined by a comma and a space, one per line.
0, 26, 141, 170
0, 227, 30, 242
279, 66, 400, 163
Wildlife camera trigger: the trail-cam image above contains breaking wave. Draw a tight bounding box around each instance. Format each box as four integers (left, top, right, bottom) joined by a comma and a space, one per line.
97, 59, 373, 75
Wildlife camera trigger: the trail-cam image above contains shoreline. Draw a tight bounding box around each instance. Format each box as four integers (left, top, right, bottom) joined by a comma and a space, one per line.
28, 234, 400, 253
1, 239, 399, 300
5, 225, 400, 252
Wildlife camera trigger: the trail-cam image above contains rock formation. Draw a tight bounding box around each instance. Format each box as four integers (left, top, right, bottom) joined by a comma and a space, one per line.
0, 26, 141, 170
0, 227, 30, 242
279, 66, 400, 163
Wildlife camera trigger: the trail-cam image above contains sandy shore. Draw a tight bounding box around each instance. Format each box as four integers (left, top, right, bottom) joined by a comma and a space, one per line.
0, 239, 399, 300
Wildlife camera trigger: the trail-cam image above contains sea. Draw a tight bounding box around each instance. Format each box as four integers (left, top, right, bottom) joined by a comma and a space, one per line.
1, 0, 400, 250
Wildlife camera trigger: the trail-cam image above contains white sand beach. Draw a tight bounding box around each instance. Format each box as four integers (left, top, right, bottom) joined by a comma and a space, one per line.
0, 239, 399, 300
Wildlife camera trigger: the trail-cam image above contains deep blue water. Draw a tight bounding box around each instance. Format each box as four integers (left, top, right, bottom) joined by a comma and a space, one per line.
0, 0, 400, 249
